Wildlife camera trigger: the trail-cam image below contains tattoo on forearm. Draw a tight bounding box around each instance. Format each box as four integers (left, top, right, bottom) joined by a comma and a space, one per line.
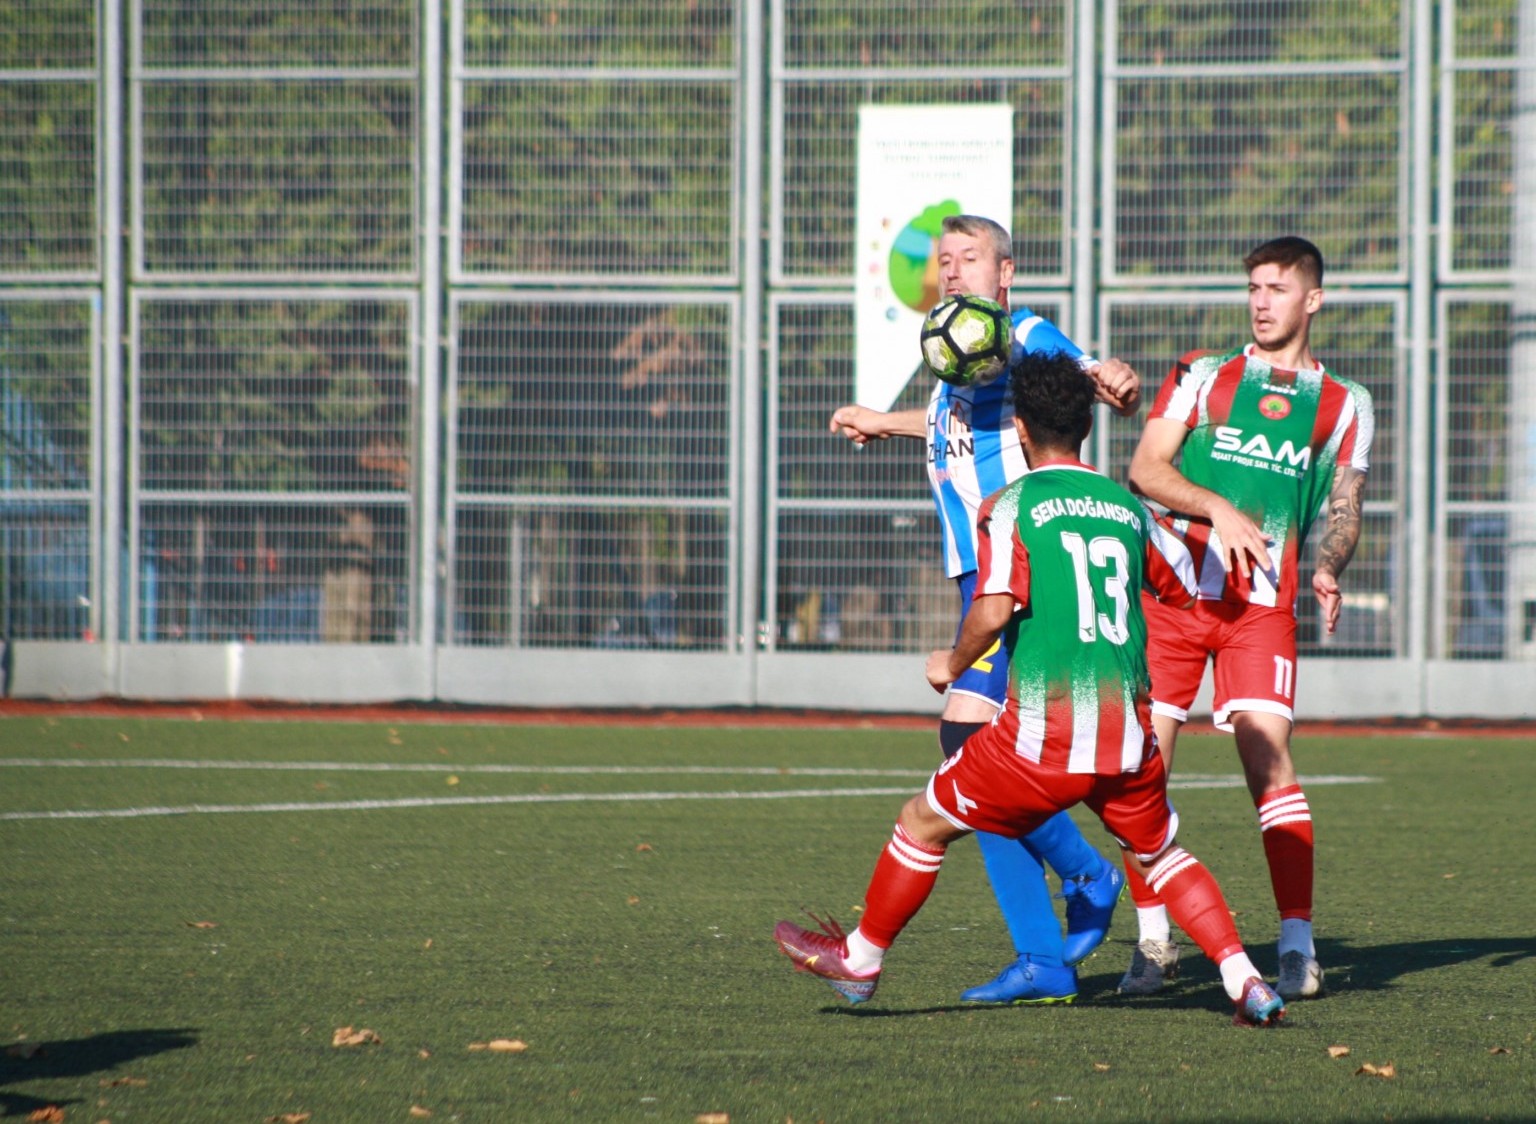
1316, 469, 1365, 577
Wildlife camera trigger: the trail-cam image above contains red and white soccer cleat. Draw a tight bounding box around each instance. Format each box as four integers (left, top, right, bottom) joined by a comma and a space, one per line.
773, 913, 880, 1004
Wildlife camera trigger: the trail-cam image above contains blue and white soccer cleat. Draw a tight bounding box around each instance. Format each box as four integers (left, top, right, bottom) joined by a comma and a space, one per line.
1060, 859, 1125, 965
774, 915, 880, 1004
960, 957, 1077, 1005
1276, 950, 1325, 999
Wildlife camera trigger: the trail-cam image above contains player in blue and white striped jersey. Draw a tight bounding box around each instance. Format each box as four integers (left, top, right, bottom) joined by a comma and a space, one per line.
829, 213, 1141, 1004
927, 307, 1098, 578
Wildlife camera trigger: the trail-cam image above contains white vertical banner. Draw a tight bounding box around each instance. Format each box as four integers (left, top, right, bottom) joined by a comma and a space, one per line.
855, 104, 1013, 410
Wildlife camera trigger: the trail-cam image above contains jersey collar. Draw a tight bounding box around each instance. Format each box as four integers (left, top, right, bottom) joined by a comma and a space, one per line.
1243, 342, 1324, 375
1030, 455, 1095, 472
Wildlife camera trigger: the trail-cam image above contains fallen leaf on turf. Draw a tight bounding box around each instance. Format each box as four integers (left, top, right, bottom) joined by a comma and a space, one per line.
1354, 1062, 1396, 1078
409, 1107, 433, 1118
423, 938, 433, 950
418, 1049, 431, 1058
446, 776, 459, 786
185, 920, 217, 929
1092, 1062, 1111, 1072
1489, 1046, 1511, 1055
265, 1115, 311, 1124
695, 1115, 730, 1123
26, 1108, 63, 1123
627, 896, 640, 906
1327, 1045, 1351, 1059
636, 843, 653, 852
332, 1026, 382, 1047
467, 1038, 527, 1052
5, 1043, 41, 1059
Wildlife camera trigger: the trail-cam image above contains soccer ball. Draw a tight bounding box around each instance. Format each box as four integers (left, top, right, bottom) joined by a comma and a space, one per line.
919, 294, 1012, 387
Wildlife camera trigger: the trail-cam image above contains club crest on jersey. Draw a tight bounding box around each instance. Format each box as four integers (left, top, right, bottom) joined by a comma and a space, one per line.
1258, 393, 1291, 420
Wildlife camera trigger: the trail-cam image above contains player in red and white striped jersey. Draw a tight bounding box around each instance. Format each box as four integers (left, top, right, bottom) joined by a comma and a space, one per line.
1120, 236, 1373, 1002
774, 350, 1285, 1027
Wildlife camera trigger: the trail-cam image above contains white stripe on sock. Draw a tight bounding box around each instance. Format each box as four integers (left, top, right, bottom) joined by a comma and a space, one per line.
1258, 793, 1309, 830
888, 832, 944, 873
1145, 847, 1196, 893
1260, 810, 1313, 830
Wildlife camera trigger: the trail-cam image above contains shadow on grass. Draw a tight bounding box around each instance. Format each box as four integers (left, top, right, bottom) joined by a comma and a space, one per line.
814, 934, 1536, 1018
0, 1028, 197, 1117
1314, 934, 1536, 992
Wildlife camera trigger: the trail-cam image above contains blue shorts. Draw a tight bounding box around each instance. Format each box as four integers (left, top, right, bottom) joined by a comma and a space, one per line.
947, 571, 1012, 710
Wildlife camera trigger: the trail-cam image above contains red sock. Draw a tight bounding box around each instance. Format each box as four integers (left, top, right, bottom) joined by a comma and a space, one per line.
1257, 784, 1314, 921
857, 823, 947, 948
1123, 854, 1162, 908
1144, 847, 1243, 964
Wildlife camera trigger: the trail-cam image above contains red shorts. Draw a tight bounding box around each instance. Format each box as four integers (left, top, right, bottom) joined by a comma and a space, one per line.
1143, 594, 1297, 732
924, 727, 1180, 862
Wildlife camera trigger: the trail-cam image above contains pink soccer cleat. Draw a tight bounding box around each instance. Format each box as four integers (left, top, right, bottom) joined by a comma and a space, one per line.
773, 913, 880, 1004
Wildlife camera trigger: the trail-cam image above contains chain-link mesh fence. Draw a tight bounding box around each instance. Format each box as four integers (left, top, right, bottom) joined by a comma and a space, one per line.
0, 0, 1530, 709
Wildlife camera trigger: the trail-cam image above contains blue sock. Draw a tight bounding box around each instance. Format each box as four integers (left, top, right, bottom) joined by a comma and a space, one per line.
974, 830, 1065, 968
1022, 810, 1106, 884
939, 721, 1070, 968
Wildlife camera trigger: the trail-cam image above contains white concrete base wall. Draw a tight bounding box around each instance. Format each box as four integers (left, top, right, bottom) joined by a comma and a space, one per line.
4, 642, 1533, 721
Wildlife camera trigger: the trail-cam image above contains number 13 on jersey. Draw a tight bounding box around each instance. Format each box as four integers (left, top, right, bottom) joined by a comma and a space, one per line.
1060, 531, 1131, 646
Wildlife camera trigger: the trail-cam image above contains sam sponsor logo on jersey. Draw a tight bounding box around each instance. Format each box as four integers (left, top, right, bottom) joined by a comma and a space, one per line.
1029, 494, 1144, 531
1211, 425, 1310, 477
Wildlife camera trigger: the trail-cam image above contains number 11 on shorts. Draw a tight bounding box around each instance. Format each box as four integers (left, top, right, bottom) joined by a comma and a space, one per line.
1273, 655, 1295, 700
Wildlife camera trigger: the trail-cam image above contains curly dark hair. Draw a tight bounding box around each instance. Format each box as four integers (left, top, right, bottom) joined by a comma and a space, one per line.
1009, 350, 1096, 450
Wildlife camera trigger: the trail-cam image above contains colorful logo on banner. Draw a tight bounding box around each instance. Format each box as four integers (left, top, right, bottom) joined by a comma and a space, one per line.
887, 201, 962, 313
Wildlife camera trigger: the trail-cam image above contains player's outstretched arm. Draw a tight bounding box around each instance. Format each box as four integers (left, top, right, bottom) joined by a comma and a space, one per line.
828, 404, 927, 446
1129, 417, 1273, 582
1312, 465, 1366, 633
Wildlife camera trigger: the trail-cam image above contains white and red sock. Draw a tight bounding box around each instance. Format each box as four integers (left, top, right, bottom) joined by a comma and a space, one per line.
1144, 847, 1244, 969
1257, 784, 1314, 925
1123, 856, 1170, 941
855, 822, 947, 955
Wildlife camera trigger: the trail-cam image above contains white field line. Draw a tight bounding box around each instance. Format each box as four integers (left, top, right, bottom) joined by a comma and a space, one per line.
0, 759, 933, 777
0, 759, 1378, 821
0, 787, 920, 821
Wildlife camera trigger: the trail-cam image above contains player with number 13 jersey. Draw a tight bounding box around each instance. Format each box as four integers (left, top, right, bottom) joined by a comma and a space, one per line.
972, 458, 1196, 776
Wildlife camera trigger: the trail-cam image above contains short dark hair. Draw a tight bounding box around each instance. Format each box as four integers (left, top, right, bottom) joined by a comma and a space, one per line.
1243, 236, 1324, 288
1010, 350, 1096, 450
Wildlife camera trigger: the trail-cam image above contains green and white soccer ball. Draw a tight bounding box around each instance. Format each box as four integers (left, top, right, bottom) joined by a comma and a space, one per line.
919, 294, 1013, 387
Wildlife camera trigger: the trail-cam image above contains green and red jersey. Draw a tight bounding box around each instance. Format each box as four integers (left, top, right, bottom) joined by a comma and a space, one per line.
974, 459, 1196, 775
1146, 345, 1374, 611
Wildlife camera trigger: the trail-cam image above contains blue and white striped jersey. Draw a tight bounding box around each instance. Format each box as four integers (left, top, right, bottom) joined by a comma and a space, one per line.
924, 307, 1092, 578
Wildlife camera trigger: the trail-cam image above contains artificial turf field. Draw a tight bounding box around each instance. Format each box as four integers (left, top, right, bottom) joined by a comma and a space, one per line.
1, 711, 1533, 1122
